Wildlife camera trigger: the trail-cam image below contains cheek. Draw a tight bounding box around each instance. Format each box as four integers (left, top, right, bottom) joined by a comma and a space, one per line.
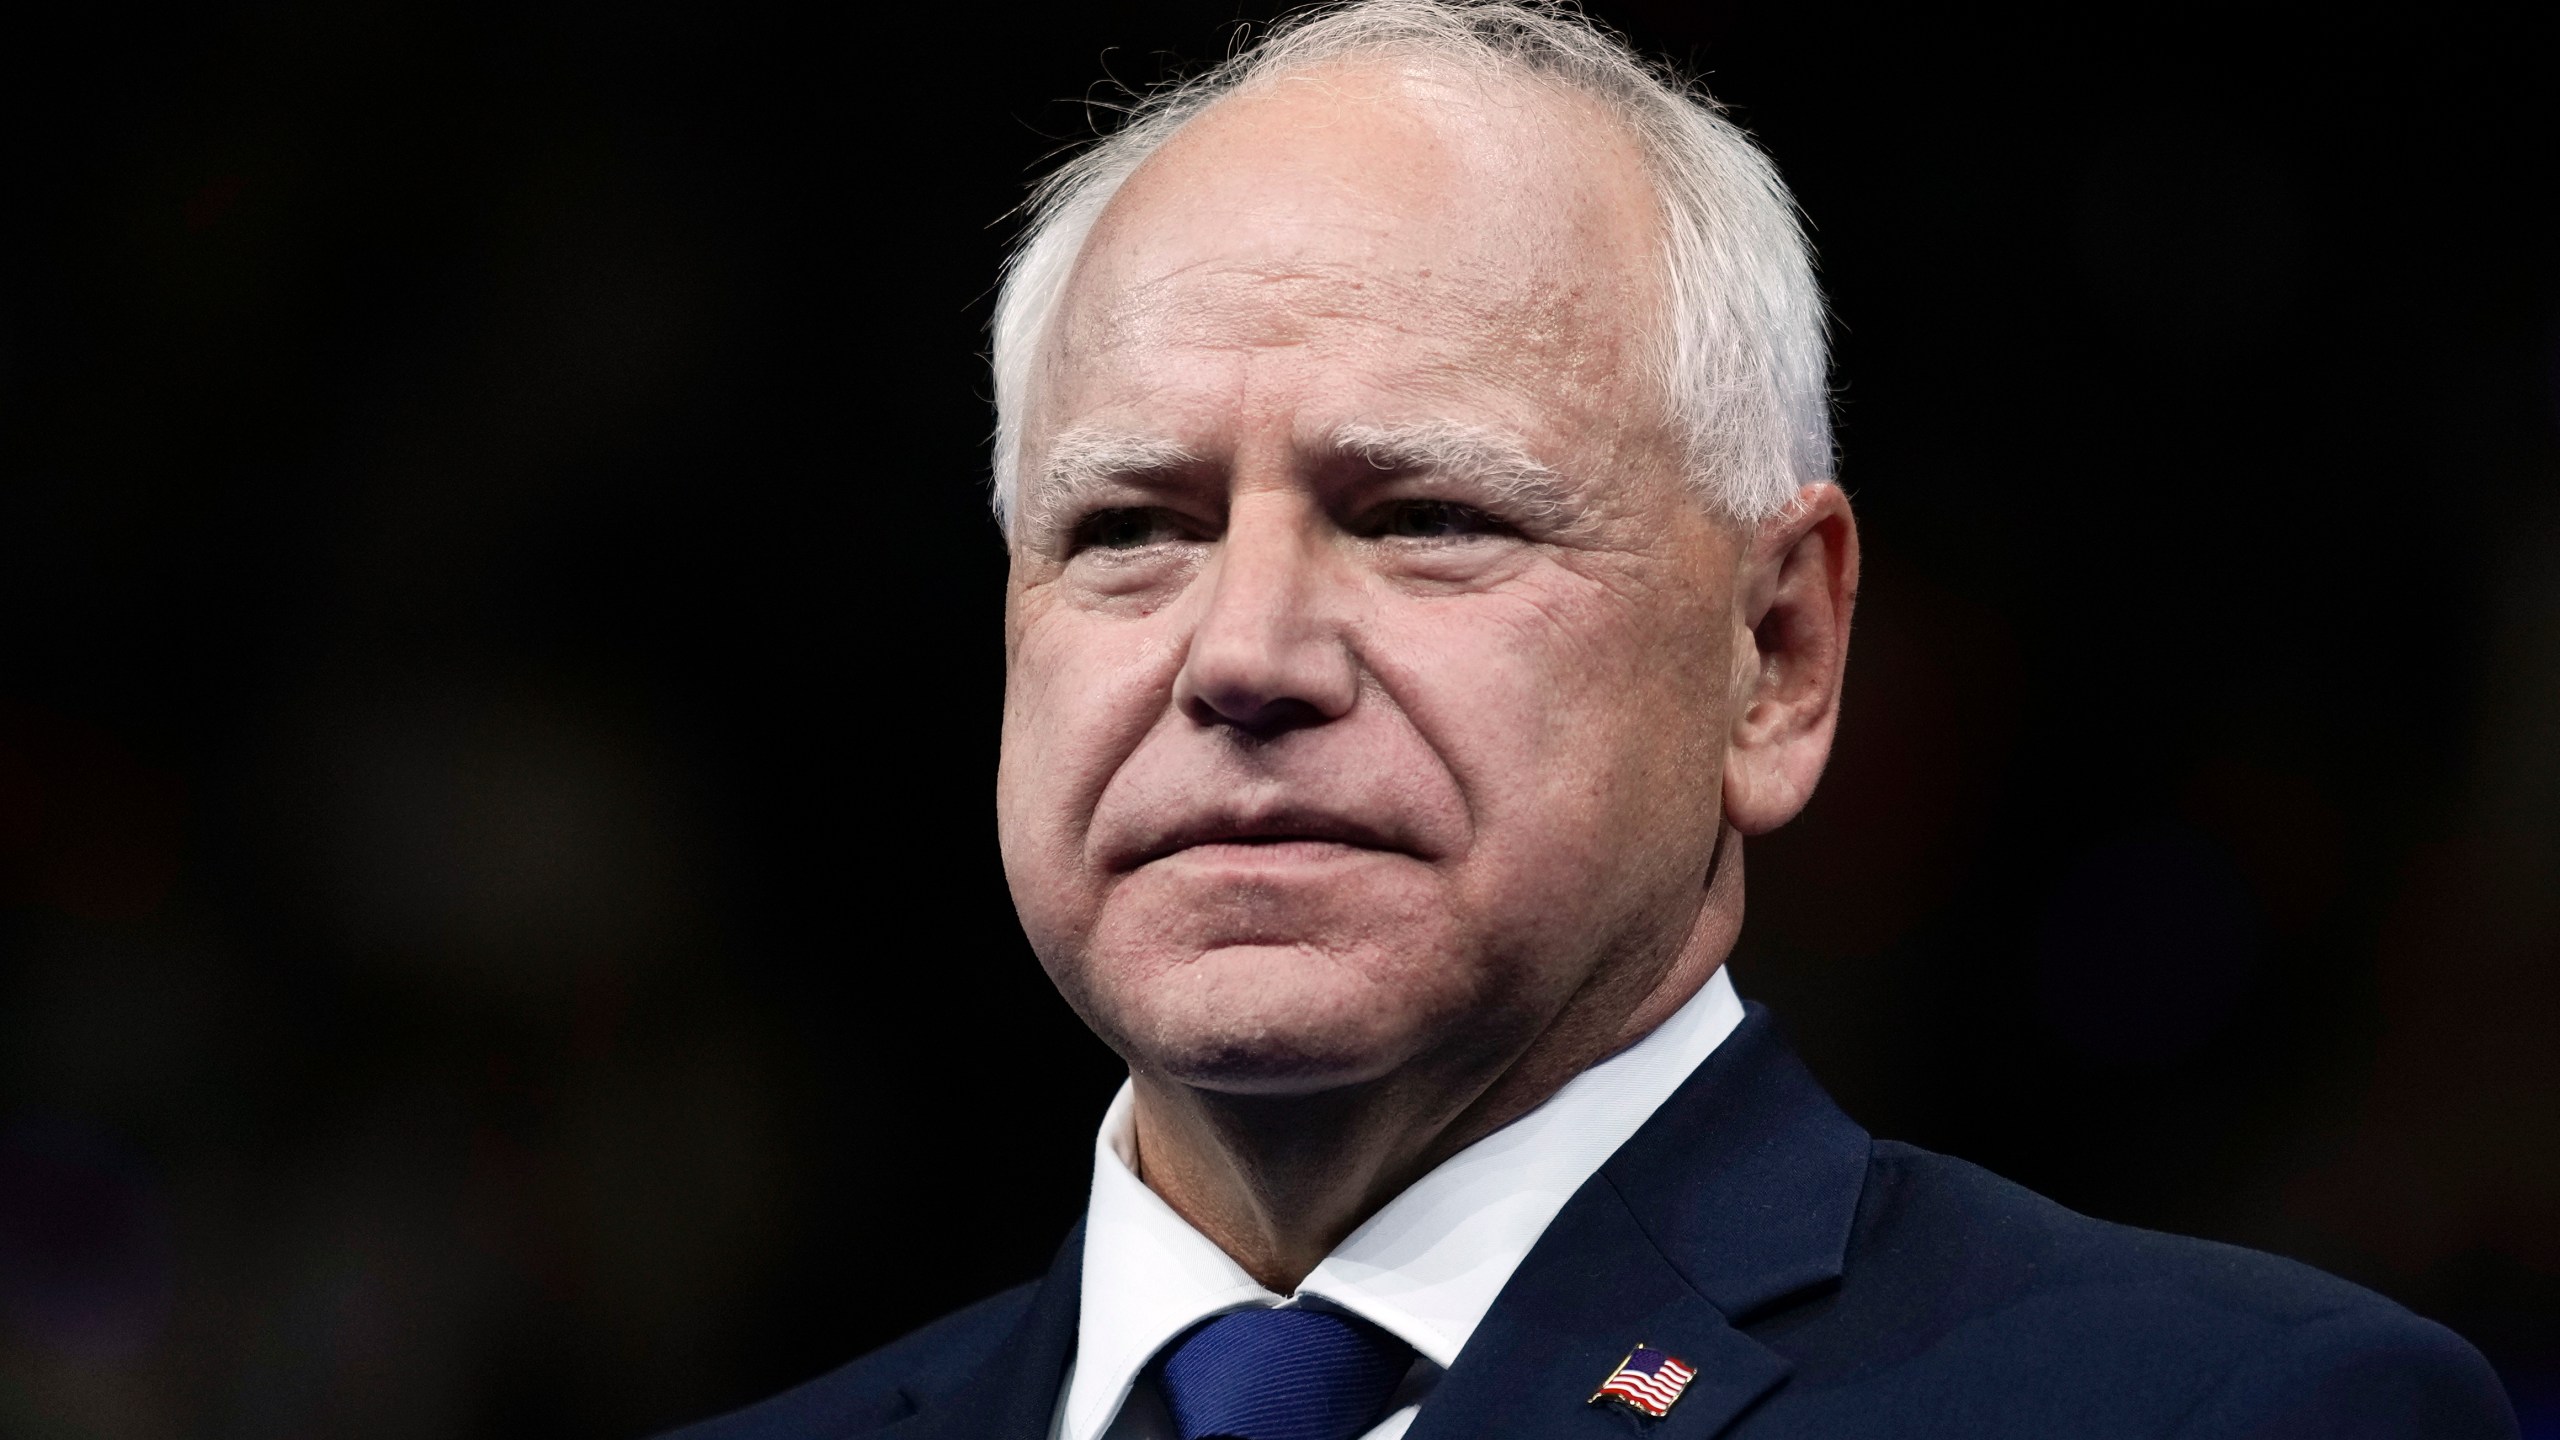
997, 606, 1187, 932
1379, 574, 1729, 893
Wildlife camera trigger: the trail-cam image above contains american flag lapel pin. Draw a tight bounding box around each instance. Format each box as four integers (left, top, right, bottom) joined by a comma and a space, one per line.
1589, 1342, 1698, 1419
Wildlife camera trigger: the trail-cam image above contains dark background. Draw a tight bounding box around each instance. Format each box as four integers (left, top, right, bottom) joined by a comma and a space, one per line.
3, 2, 2555, 1436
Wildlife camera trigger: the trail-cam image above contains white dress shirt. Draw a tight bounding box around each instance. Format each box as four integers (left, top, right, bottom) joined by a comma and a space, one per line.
1051, 966, 1747, 1440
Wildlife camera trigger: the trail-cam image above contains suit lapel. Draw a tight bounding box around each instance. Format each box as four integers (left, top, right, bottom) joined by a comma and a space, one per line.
883, 1224, 1084, 1440
1406, 1005, 1870, 1440
1401, 1177, 1792, 1440
1599, 1005, 1871, 1323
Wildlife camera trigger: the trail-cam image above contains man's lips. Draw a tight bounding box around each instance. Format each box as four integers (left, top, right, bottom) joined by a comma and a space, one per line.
1111, 809, 1419, 871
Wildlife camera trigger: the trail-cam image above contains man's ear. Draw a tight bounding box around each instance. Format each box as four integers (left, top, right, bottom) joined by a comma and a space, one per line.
1723, 484, 1859, 836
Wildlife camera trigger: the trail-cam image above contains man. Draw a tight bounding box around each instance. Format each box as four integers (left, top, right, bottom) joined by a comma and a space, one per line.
673, 3, 2517, 1437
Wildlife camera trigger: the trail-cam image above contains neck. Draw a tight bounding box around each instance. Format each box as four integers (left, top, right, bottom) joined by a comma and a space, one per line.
1128, 832, 1745, 1293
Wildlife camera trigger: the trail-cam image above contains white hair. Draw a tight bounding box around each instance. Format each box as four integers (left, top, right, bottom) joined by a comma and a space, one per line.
987, 0, 1832, 532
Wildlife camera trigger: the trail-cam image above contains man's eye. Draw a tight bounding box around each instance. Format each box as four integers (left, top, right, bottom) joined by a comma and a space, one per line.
1072, 508, 1172, 552
1374, 499, 1502, 539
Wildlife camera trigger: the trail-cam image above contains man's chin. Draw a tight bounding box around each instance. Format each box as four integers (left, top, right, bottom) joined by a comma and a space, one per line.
1107, 944, 1454, 1096
1144, 1042, 1409, 1097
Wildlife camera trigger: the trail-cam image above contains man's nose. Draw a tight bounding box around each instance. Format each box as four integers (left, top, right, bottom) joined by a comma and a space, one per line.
1171, 494, 1359, 738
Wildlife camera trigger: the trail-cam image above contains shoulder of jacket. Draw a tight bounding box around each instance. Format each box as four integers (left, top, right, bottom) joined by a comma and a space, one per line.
655, 1282, 1043, 1440
1859, 1140, 2415, 1325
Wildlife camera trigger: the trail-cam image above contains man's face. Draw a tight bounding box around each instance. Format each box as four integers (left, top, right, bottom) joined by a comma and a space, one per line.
998, 62, 1747, 1097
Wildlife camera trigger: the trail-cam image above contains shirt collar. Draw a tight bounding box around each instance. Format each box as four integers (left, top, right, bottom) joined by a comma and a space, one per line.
1059, 966, 1746, 1440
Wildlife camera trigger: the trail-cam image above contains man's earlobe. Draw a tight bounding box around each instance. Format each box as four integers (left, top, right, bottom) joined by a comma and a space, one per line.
1722, 485, 1859, 836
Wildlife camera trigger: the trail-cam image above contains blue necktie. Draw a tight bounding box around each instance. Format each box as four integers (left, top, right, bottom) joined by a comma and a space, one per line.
1155, 1306, 1415, 1440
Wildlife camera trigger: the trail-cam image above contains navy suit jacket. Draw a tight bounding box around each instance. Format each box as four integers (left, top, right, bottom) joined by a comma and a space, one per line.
668, 1006, 2517, 1439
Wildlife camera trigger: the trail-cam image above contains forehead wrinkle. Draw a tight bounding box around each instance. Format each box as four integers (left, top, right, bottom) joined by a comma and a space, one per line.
1072, 261, 1453, 361
1021, 426, 1199, 541
1075, 253, 1638, 387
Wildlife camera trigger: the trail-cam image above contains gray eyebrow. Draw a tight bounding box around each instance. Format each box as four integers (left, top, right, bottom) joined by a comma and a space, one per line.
1019, 427, 1200, 540
1017, 419, 1589, 542
1328, 420, 1585, 534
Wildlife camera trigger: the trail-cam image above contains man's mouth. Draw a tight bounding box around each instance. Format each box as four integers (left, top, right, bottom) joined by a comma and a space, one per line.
1121, 810, 1411, 870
